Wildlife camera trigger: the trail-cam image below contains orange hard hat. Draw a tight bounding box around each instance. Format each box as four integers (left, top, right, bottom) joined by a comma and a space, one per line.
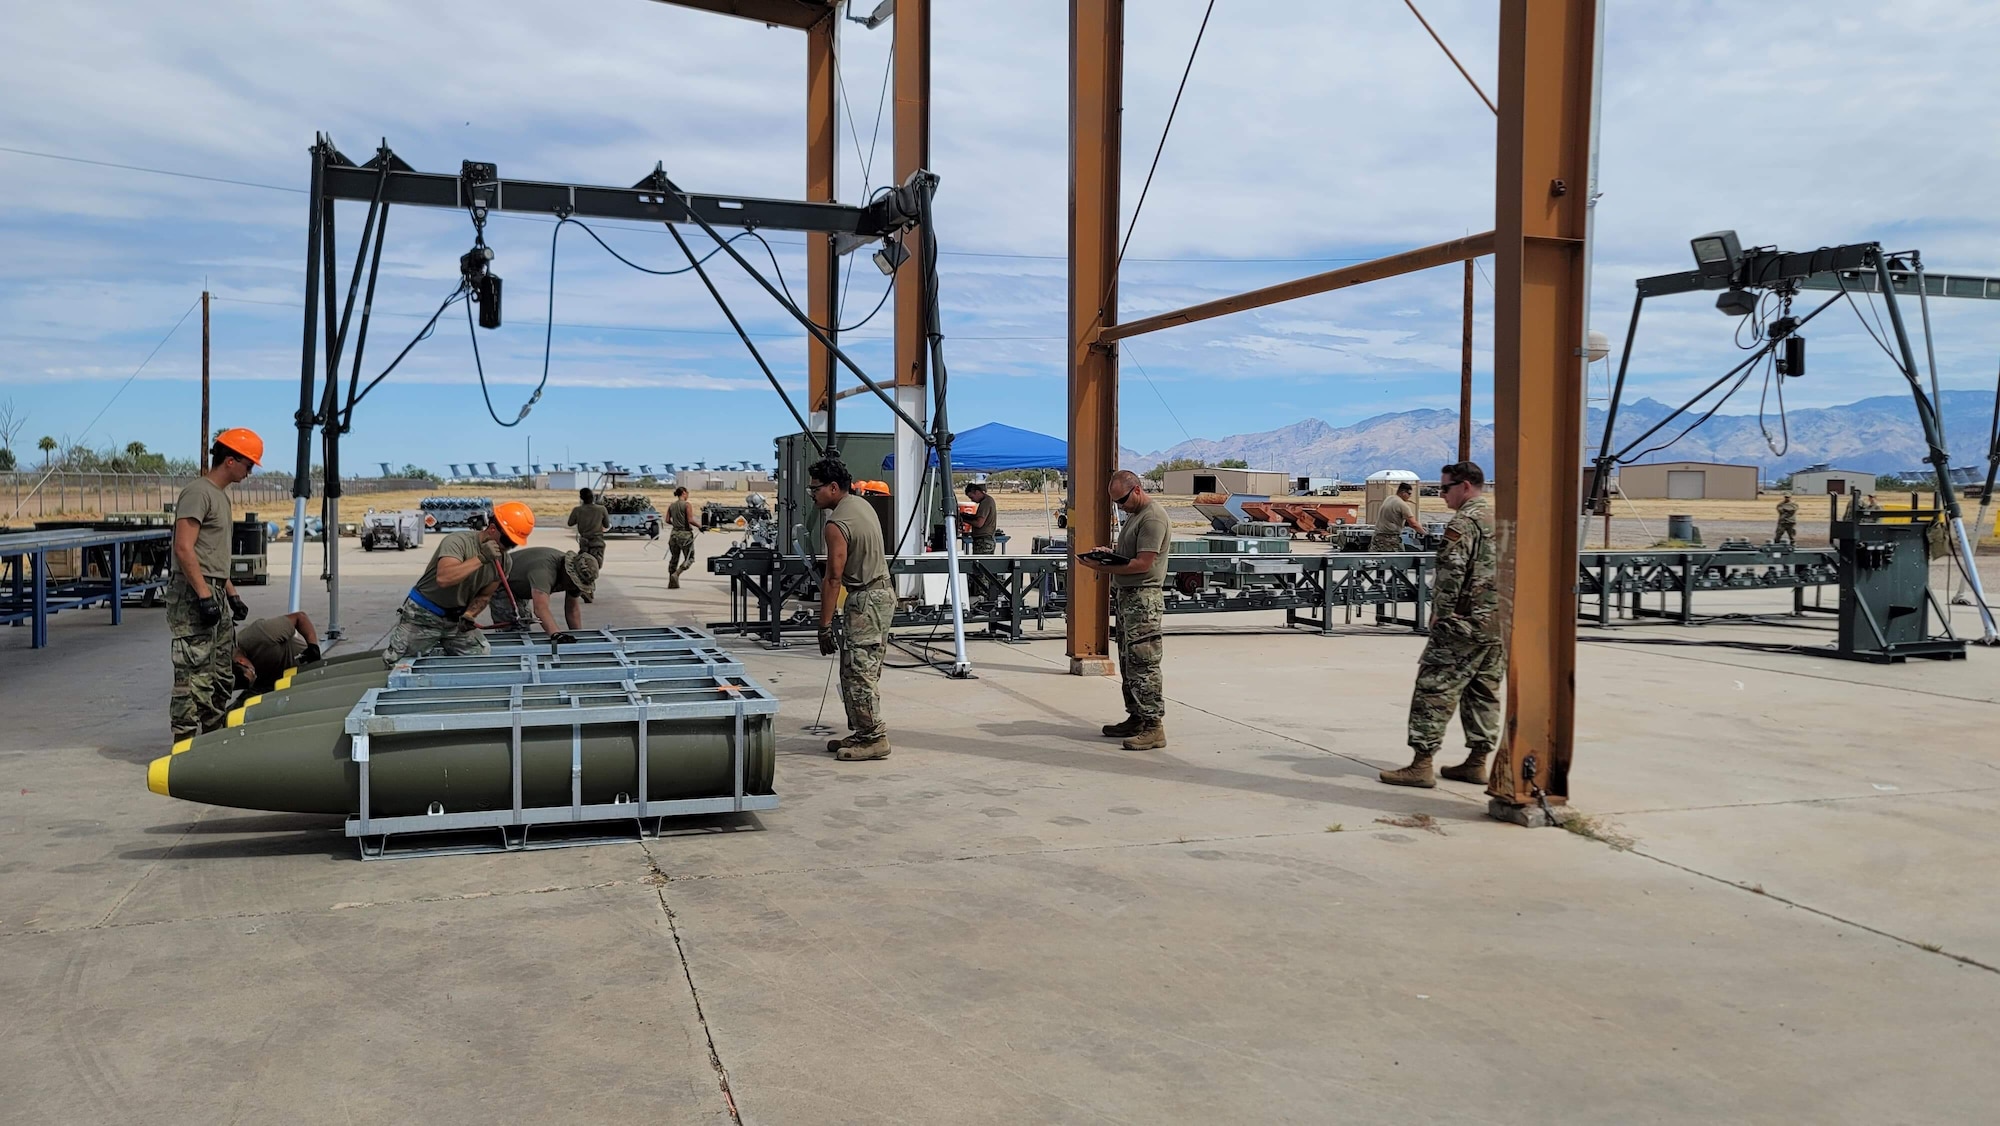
215, 427, 264, 466
492, 500, 535, 545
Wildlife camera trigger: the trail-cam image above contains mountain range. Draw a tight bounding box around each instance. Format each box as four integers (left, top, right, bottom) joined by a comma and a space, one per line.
1121, 390, 1997, 480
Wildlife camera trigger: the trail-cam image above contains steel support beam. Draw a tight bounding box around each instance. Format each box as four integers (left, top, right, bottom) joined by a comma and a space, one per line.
1487, 0, 1596, 815
650, 0, 833, 31
891, 0, 932, 564
806, 12, 838, 419
1460, 258, 1475, 463
1097, 232, 1495, 344
1067, 0, 1122, 674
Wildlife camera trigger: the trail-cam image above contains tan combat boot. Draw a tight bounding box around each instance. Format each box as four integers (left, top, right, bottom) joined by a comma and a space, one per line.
1121, 720, 1166, 751
837, 737, 892, 761
1378, 750, 1437, 788
669, 575, 681, 589
1439, 749, 1489, 785
1101, 716, 1144, 738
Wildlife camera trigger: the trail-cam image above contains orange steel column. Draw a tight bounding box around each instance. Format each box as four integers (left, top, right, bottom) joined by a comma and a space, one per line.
806, 12, 838, 416
893, 0, 930, 390
1488, 0, 1596, 817
1067, 0, 1121, 674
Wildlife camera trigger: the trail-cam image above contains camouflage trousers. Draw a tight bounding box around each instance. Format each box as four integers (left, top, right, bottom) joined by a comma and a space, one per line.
1369, 532, 1405, 553
168, 579, 237, 742
381, 599, 491, 667
1114, 586, 1166, 721
668, 529, 697, 577
580, 539, 606, 564
1774, 521, 1796, 545
969, 537, 997, 599
840, 584, 896, 741
1407, 628, 1504, 755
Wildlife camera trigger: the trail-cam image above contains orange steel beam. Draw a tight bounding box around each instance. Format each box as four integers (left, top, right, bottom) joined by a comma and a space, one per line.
805, 13, 838, 414
1095, 231, 1494, 344
893, 0, 930, 388
1487, 0, 1595, 814
655, 0, 833, 30
1460, 258, 1475, 462
1067, 0, 1122, 674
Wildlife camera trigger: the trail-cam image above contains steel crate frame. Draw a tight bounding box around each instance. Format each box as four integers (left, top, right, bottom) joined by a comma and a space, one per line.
342, 675, 779, 859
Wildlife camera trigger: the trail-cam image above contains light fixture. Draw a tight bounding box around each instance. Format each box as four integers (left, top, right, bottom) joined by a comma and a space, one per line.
848, 0, 894, 30
872, 233, 909, 276
1690, 229, 1743, 285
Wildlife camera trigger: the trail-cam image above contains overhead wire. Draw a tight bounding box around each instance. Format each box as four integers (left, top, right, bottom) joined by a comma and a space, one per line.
1399, 0, 1497, 114
1110, 0, 1216, 288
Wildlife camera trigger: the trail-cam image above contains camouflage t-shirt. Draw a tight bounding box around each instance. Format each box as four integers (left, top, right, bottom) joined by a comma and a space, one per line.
1430, 494, 1499, 643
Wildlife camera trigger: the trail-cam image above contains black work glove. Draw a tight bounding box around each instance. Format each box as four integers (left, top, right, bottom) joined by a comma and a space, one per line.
817, 625, 838, 656
195, 594, 224, 629
551, 632, 577, 646
301, 642, 323, 665
458, 618, 482, 633
228, 593, 249, 622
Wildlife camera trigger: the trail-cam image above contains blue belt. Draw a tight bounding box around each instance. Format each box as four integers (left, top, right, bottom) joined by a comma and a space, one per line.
405, 588, 462, 620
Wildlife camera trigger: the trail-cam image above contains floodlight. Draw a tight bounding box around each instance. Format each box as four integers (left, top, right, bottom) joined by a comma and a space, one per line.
1690, 230, 1742, 285
873, 233, 909, 276
849, 0, 894, 30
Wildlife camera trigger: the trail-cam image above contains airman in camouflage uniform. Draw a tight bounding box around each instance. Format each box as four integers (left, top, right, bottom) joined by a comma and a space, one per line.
1774, 494, 1798, 546
812, 459, 895, 760
1381, 461, 1503, 788
168, 430, 260, 743
666, 487, 697, 588
1082, 470, 1173, 750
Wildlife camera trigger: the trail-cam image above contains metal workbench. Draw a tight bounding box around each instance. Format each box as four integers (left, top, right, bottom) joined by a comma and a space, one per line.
0, 526, 174, 648
707, 543, 1842, 644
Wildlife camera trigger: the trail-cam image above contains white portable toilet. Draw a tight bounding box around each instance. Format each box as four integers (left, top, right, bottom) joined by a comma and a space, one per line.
1363, 469, 1422, 523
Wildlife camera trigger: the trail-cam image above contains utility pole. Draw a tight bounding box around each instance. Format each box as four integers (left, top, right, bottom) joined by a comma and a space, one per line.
200, 290, 212, 471
1459, 260, 1474, 463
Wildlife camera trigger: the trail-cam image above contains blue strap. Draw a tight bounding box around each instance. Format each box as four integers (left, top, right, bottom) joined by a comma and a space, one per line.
405, 588, 460, 619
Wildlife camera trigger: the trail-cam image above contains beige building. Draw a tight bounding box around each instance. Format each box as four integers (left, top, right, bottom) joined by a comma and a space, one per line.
1614, 461, 1759, 501
1788, 467, 1875, 498
1159, 467, 1292, 497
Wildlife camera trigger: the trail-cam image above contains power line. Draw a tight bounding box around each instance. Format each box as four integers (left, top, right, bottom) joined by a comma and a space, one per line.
1399, 0, 1497, 115
0, 144, 306, 193
1113, 0, 1217, 281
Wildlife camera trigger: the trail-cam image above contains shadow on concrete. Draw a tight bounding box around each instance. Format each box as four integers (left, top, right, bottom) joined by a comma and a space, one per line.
921, 723, 1489, 822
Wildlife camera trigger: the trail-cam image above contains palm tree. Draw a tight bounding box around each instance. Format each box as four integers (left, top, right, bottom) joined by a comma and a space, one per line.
37, 435, 56, 468
125, 440, 147, 458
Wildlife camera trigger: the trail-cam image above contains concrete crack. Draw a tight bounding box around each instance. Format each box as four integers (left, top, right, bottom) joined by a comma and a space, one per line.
640, 839, 742, 1125
1612, 843, 2000, 976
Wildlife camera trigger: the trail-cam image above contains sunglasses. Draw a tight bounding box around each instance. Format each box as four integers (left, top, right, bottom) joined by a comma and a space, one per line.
1112, 487, 1135, 506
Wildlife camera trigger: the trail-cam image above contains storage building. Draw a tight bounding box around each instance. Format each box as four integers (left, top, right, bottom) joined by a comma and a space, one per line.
1614, 461, 1759, 501
1788, 466, 1876, 498
1159, 467, 1292, 497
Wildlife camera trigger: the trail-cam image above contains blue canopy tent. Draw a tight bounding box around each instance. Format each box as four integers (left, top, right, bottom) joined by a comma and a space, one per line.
881, 422, 1068, 472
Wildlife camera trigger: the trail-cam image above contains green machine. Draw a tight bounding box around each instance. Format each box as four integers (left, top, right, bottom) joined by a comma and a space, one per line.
1830, 511, 1964, 663
774, 430, 924, 558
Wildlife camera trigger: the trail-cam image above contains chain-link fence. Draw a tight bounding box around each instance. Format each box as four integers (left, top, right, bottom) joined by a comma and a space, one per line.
2, 472, 431, 524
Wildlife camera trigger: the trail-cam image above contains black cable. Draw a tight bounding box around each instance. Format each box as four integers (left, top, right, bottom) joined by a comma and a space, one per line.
564, 217, 752, 276
1623, 366, 1756, 464
461, 214, 563, 428
747, 230, 896, 335
1113, 0, 1216, 280
1833, 268, 1906, 369
348, 286, 465, 412
1757, 347, 1789, 458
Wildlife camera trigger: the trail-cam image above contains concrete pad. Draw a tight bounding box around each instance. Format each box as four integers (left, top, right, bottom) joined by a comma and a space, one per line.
1617, 787, 2000, 967
666, 828, 2000, 1125
0, 884, 731, 1125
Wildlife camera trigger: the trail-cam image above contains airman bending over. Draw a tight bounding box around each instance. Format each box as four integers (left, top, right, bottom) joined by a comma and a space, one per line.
382, 501, 534, 665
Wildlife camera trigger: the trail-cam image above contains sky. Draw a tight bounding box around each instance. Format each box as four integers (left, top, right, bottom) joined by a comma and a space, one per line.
3, 0, 1998, 475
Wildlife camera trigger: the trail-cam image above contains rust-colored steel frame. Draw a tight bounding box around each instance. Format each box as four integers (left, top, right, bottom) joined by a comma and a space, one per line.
1068, 0, 1595, 812
1067, 0, 1122, 674
653, 0, 928, 423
